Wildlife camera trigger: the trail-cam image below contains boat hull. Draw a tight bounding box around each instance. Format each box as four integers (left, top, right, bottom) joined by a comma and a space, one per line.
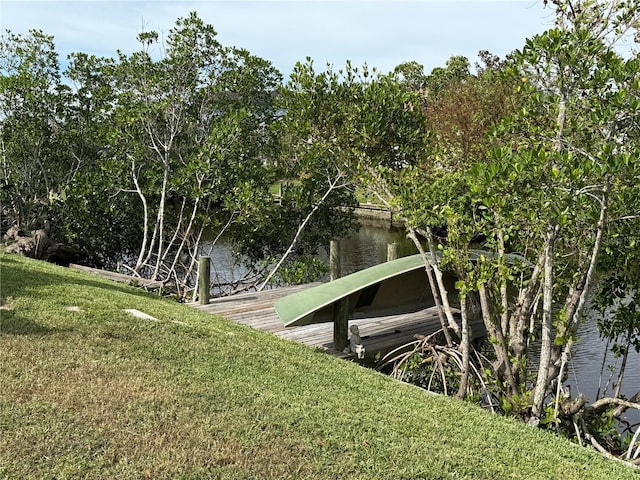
275, 250, 528, 327
275, 254, 457, 327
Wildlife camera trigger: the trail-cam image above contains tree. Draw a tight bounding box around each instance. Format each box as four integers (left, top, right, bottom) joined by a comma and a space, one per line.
0, 30, 69, 230
271, 59, 427, 285
0, 30, 149, 266
423, 55, 471, 99
372, 3, 640, 462
390, 0, 640, 462
422, 54, 516, 170
362, 55, 522, 398
56, 52, 145, 266
497, 1, 640, 432
393, 61, 427, 92
2, 15, 366, 294
103, 12, 283, 292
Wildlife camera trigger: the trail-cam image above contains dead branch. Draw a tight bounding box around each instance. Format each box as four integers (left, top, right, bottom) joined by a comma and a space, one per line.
587, 397, 640, 416
613, 392, 640, 418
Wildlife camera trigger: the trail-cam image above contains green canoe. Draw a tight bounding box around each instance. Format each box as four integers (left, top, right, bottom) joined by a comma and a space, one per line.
274, 250, 528, 327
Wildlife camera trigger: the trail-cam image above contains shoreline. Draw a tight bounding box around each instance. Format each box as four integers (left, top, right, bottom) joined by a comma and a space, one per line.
354, 203, 404, 228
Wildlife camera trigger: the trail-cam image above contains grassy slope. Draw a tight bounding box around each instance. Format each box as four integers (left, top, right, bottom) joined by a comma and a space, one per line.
0, 253, 637, 480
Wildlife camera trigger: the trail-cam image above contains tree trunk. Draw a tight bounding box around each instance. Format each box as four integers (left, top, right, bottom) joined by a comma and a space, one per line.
407, 226, 453, 347
479, 283, 518, 395
131, 159, 150, 271
152, 156, 170, 280
531, 223, 558, 419
165, 197, 200, 289
495, 224, 510, 335
507, 247, 545, 361
457, 294, 470, 399
417, 226, 461, 336
552, 181, 610, 415
613, 327, 632, 399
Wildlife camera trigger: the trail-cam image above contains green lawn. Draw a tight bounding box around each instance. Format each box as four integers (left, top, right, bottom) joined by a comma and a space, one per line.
0, 253, 638, 479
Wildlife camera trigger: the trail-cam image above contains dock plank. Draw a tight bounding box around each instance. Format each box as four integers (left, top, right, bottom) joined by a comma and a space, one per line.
70, 263, 167, 289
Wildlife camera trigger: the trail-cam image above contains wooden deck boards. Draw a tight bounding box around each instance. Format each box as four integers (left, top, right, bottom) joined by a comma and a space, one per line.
190, 283, 474, 362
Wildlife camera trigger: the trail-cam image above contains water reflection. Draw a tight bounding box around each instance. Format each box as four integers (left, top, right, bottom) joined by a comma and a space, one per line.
339, 222, 415, 275
198, 240, 251, 295
570, 309, 640, 426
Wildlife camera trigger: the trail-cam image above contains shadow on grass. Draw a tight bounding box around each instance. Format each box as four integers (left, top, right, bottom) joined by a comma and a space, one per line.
0, 254, 162, 302
0, 309, 53, 335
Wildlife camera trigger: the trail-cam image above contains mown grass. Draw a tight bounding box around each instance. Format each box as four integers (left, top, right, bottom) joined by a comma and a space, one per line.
0, 253, 638, 479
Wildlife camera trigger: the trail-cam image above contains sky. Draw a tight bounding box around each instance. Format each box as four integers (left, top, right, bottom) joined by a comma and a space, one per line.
1, 0, 555, 79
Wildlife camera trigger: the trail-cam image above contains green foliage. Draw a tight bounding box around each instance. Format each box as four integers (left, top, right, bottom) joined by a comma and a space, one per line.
0, 30, 141, 265
584, 408, 625, 454
268, 58, 429, 274
593, 254, 640, 359
275, 255, 329, 285
108, 12, 282, 222
1, 13, 329, 283
4, 6, 640, 457
278, 59, 427, 204
3, 13, 409, 289
499, 391, 533, 419
423, 55, 471, 98
392, 61, 427, 91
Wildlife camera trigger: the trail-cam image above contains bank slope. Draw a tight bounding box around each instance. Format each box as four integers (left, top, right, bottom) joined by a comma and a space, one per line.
0, 253, 637, 480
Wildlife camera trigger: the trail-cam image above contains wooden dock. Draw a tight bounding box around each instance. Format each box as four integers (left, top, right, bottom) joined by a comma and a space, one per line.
190, 284, 480, 363
70, 261, 481, 363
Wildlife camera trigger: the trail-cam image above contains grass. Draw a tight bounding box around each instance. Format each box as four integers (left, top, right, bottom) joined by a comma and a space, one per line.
0, 252, 638, 479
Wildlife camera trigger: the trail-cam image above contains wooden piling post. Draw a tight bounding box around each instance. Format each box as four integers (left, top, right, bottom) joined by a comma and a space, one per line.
330, 239, 348, 352
198, 256, 211, 305
387, 242, 398, 262
333, 297, 349, 352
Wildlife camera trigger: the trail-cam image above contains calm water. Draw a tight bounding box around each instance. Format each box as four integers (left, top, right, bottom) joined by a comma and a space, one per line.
571, 309, 640, 417
205, 222, 639, 415
323, 221, 413, 277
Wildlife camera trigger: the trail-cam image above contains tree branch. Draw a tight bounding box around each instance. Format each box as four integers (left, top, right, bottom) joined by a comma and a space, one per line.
587, 397, 640, 416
